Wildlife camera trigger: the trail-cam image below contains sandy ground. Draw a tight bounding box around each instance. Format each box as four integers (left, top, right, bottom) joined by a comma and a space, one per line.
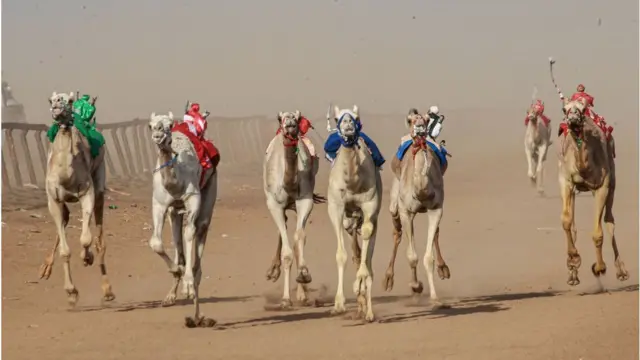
2, 116, 638, 360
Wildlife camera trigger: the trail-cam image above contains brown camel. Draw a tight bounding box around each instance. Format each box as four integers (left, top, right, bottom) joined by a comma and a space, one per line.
556, 97, 628, 286
383, 109, 450, 303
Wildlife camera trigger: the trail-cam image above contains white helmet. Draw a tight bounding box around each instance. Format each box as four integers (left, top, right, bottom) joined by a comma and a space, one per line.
429, 105, 439, 115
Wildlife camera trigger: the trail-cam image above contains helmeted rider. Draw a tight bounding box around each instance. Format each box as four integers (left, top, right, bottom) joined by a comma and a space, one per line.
323, 110, 385, 168
183, 102, 209, 139
400, 105, 445, 145
525, 99, 551, 126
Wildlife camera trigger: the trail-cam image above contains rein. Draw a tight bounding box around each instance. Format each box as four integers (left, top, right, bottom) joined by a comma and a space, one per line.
153, 154, 178, 173
411, 136, 428, 157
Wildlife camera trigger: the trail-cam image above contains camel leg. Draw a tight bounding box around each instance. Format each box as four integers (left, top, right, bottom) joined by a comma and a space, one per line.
266, 233, 283, 282
328, 200, 347, 315
266, 198, 294, 309
424, 208, 443, 303
590, 186, 608, 277
433, 227, 450, 280
39, 204, 68, 280
383, 179, 402, 292
78, 186, 96, 267
149, 198, 178, 274
400, 210, 422, 295
535, 144, 548, 195
48, 199, 78, 306
560, 180, 581, 286
293, 197, 314, 305
93, 189, 115, 301
354, 201, 378, 322
525, 145, 535, 183
163, 210, 184, 307
181, 194, 202, 300
603, 183, 628, 281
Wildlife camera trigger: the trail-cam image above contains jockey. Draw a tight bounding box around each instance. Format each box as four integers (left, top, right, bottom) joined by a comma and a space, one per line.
323, 112, 385, 168
567, 84, 603, 122
524, 99, 551, 126
183, 102, 209, 139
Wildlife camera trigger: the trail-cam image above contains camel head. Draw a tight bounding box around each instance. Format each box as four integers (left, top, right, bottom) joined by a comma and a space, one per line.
149, 112, 175, 148
332, 105, 361, 144
406, 108, 428, 138
563, 98, 588, 131
277, 110, 301, 139
48, 91, 75, 127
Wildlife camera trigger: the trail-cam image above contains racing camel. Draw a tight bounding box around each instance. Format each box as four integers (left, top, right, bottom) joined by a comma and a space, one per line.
549, 58, 628, 286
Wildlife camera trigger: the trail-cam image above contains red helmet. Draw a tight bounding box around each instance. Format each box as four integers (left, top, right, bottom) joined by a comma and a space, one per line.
190, 103, 201, 113
576, 84, 585, 92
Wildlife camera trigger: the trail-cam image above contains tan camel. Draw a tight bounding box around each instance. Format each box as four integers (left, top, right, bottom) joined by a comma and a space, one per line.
383, 109, 449, 304
148, 112, 218, 327
326, 105, 382, 322
263, 110, 322, 309
524, 101, 552, 194
556, 98, 628, 286
39, 91, 114, 305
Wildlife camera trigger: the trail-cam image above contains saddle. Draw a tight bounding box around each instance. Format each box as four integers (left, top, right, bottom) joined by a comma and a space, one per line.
392, 138, 449, 177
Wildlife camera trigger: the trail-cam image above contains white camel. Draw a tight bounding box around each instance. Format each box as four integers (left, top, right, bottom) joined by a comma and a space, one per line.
326, 104, 382, 322
39, 91, 115, 305
524, 101, 552, 194
148, 112, 218, 327
263, 110, 322, 308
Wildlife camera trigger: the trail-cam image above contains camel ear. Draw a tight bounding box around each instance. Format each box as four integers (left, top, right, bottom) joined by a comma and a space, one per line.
168, 111, 174, 120
408, 108, 419, 116
69, 92, 75, 101
278, 112, 284, 122
150, 112, 156, 119
333, 105, 340, 119
405, 115, 412, 129
352, 105, 359, 116
294, 110, 301, 120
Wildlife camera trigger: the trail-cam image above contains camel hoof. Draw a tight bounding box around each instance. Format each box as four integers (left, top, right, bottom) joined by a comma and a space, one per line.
67, 288, 79, 307
182, 281, 196, 300
103, 292, 116, 302
567, 254, 582, 270
82, 251, 94, 267
437, 264, 451, 280
331, 306, 346, 316
296, 267, 312, 284
162, 295, 177, 307
382, 273, 395, 292
567, 271, 580, 286
591, 262, 607, 277
280, 299, 293, 310
184, 316, 216, 328
364, 313, 376, 323
265, 264, 281, 282
410, 281, 424, 295
615, 259, 629, 281
39, 263, 53, 280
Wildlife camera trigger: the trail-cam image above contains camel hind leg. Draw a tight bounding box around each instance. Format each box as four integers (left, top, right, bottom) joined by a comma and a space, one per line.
93, 188, 115, 302
400, 210, 422, 295
78, 185, 96, 267
163, 209, 184, 307
353, 200, 378, 322
327, 200, 347, 315
535, 144, 548, 195
603, 182, 628, 281
424, 208, 443, 303
525, 144, 536, 184
293, 197, 314, 286
433, 227, 450, 280
39, 203, 69, 280
266, 198, 294, 309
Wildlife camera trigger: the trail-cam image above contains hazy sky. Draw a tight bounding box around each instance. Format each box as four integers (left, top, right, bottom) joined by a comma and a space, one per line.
2, 0, 638, 123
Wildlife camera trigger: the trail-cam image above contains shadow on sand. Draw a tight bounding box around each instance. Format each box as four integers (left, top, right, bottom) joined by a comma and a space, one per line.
69, 295, 256, 313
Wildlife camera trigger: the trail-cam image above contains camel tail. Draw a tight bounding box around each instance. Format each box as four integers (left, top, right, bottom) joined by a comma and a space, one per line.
313, 193, 327, 204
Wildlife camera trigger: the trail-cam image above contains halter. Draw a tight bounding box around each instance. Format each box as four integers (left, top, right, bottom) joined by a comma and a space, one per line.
411, 135, 429, 157
279, 116, 300, 148
336, 111, 361, 148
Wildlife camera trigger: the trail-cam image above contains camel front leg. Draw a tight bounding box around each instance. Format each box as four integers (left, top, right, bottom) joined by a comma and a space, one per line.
424, 208, 443, 303
400, 210, 422, 295
149, 197, 176, 274
39, 204, 68, 280
603, 184, 628, 281
559, 180, 581, 286
383, 179, 402, 292
328, 200, 347, 315
535, 144, 548, 195
354, 201, 379, 323
525, 145, 535, 183
433, 227, 450, 280
293, 197, 314, 305
181, 194, 202, 300
48, 199, 78, 306
93, 190, 115, 301
266, 198, 294, 309
78, 186, 96, 267
162, 210, 184, 307
590, 186, 608, 277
